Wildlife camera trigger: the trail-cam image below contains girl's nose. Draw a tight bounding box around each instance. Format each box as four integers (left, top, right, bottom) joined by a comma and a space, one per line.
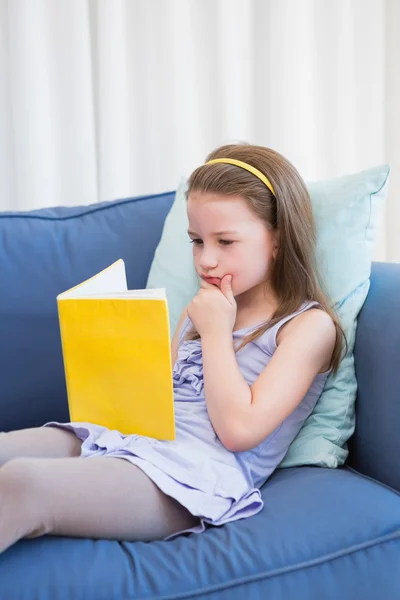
199, 248, 218, 271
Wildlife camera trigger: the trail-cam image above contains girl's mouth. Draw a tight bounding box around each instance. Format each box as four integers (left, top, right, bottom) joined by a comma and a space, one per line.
202, 276, 220, 286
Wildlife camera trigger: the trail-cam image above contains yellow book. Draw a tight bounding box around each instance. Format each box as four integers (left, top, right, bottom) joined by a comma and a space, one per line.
57, 259, 175, 440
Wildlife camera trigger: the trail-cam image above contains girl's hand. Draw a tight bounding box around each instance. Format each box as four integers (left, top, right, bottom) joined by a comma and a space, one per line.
187, 275, 237, 338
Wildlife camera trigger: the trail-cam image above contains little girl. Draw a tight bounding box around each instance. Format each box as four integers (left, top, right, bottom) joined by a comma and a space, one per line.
0, 143, 344, 553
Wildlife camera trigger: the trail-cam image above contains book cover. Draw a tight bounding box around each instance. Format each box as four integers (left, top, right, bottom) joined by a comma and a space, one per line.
57, 259, 175, 439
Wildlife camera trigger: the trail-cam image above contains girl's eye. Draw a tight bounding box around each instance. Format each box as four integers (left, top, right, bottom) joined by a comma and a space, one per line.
188, 239, 234, 246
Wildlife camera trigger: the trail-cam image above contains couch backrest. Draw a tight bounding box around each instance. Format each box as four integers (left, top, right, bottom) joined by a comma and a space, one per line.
349, 261, 400, 492
0, 192, 174, 430
2, 194, 400, 492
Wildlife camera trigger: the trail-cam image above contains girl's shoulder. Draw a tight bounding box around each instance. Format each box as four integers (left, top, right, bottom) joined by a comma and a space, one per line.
241, 301, 328, 357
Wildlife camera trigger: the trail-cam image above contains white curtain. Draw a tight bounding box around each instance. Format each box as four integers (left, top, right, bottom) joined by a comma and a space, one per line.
0, 0, 399, 261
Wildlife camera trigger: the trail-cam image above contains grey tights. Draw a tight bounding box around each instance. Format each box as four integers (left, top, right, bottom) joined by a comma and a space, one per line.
0, 428, 199, 553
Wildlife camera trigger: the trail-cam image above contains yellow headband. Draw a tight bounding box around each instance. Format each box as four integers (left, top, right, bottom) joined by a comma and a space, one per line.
206, 158, 275, 197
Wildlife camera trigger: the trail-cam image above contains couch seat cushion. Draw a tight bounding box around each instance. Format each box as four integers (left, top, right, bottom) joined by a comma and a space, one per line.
0, 466, 398, 600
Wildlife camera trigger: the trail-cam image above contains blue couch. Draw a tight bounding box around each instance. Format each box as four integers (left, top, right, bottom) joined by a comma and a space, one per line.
0, 191, 399, 599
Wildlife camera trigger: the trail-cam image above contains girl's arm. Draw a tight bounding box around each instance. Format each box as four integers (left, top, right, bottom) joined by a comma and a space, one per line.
171, 307, 188, 369
201, 309, 336, 452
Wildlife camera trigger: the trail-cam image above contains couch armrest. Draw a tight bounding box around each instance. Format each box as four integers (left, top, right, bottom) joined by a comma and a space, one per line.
348, 261, 400, 492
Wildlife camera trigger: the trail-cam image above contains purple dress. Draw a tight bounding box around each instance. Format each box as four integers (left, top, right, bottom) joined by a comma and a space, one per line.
45, 300, 330, 538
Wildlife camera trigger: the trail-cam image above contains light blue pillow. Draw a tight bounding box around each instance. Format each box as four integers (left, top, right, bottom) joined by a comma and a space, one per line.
146, 177, 199, 337
146, 165, 390, 468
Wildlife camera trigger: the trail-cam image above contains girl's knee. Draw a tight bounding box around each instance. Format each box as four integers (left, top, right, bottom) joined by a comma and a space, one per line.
0, 458, 53, 541
0, 427, 82, 466
0, 458, 44, 497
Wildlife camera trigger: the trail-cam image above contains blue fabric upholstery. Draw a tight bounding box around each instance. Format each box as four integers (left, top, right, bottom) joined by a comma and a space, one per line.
0, 192, 399, 598
0, 193, 174, 431
0, 467, 398, 599
349, 261, 400, 492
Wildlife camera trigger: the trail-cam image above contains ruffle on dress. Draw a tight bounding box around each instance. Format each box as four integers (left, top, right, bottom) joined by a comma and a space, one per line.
173, 340, 204, 395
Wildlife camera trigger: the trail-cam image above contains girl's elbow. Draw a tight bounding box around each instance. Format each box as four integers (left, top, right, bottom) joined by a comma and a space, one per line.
219, 425, 257, 453
220, 434, 241, 452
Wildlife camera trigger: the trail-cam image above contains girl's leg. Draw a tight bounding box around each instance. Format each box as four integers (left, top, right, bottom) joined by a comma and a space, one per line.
0, 427, 82, 467
0, 456, 200, 553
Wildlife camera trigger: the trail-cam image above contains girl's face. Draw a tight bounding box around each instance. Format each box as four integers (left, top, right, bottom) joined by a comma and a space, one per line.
187, 192, 279, 306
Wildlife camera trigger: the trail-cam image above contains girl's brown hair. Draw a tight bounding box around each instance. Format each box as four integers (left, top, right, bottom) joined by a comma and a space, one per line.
184, 143, 347, 374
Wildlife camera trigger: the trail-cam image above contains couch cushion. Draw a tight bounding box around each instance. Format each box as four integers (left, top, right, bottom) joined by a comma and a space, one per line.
0, 467, 398, 599
350, 261, 400, 492
0, 193, 174, 431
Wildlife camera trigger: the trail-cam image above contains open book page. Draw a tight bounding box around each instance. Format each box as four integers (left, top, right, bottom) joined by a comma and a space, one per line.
57, 259, 166, 300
